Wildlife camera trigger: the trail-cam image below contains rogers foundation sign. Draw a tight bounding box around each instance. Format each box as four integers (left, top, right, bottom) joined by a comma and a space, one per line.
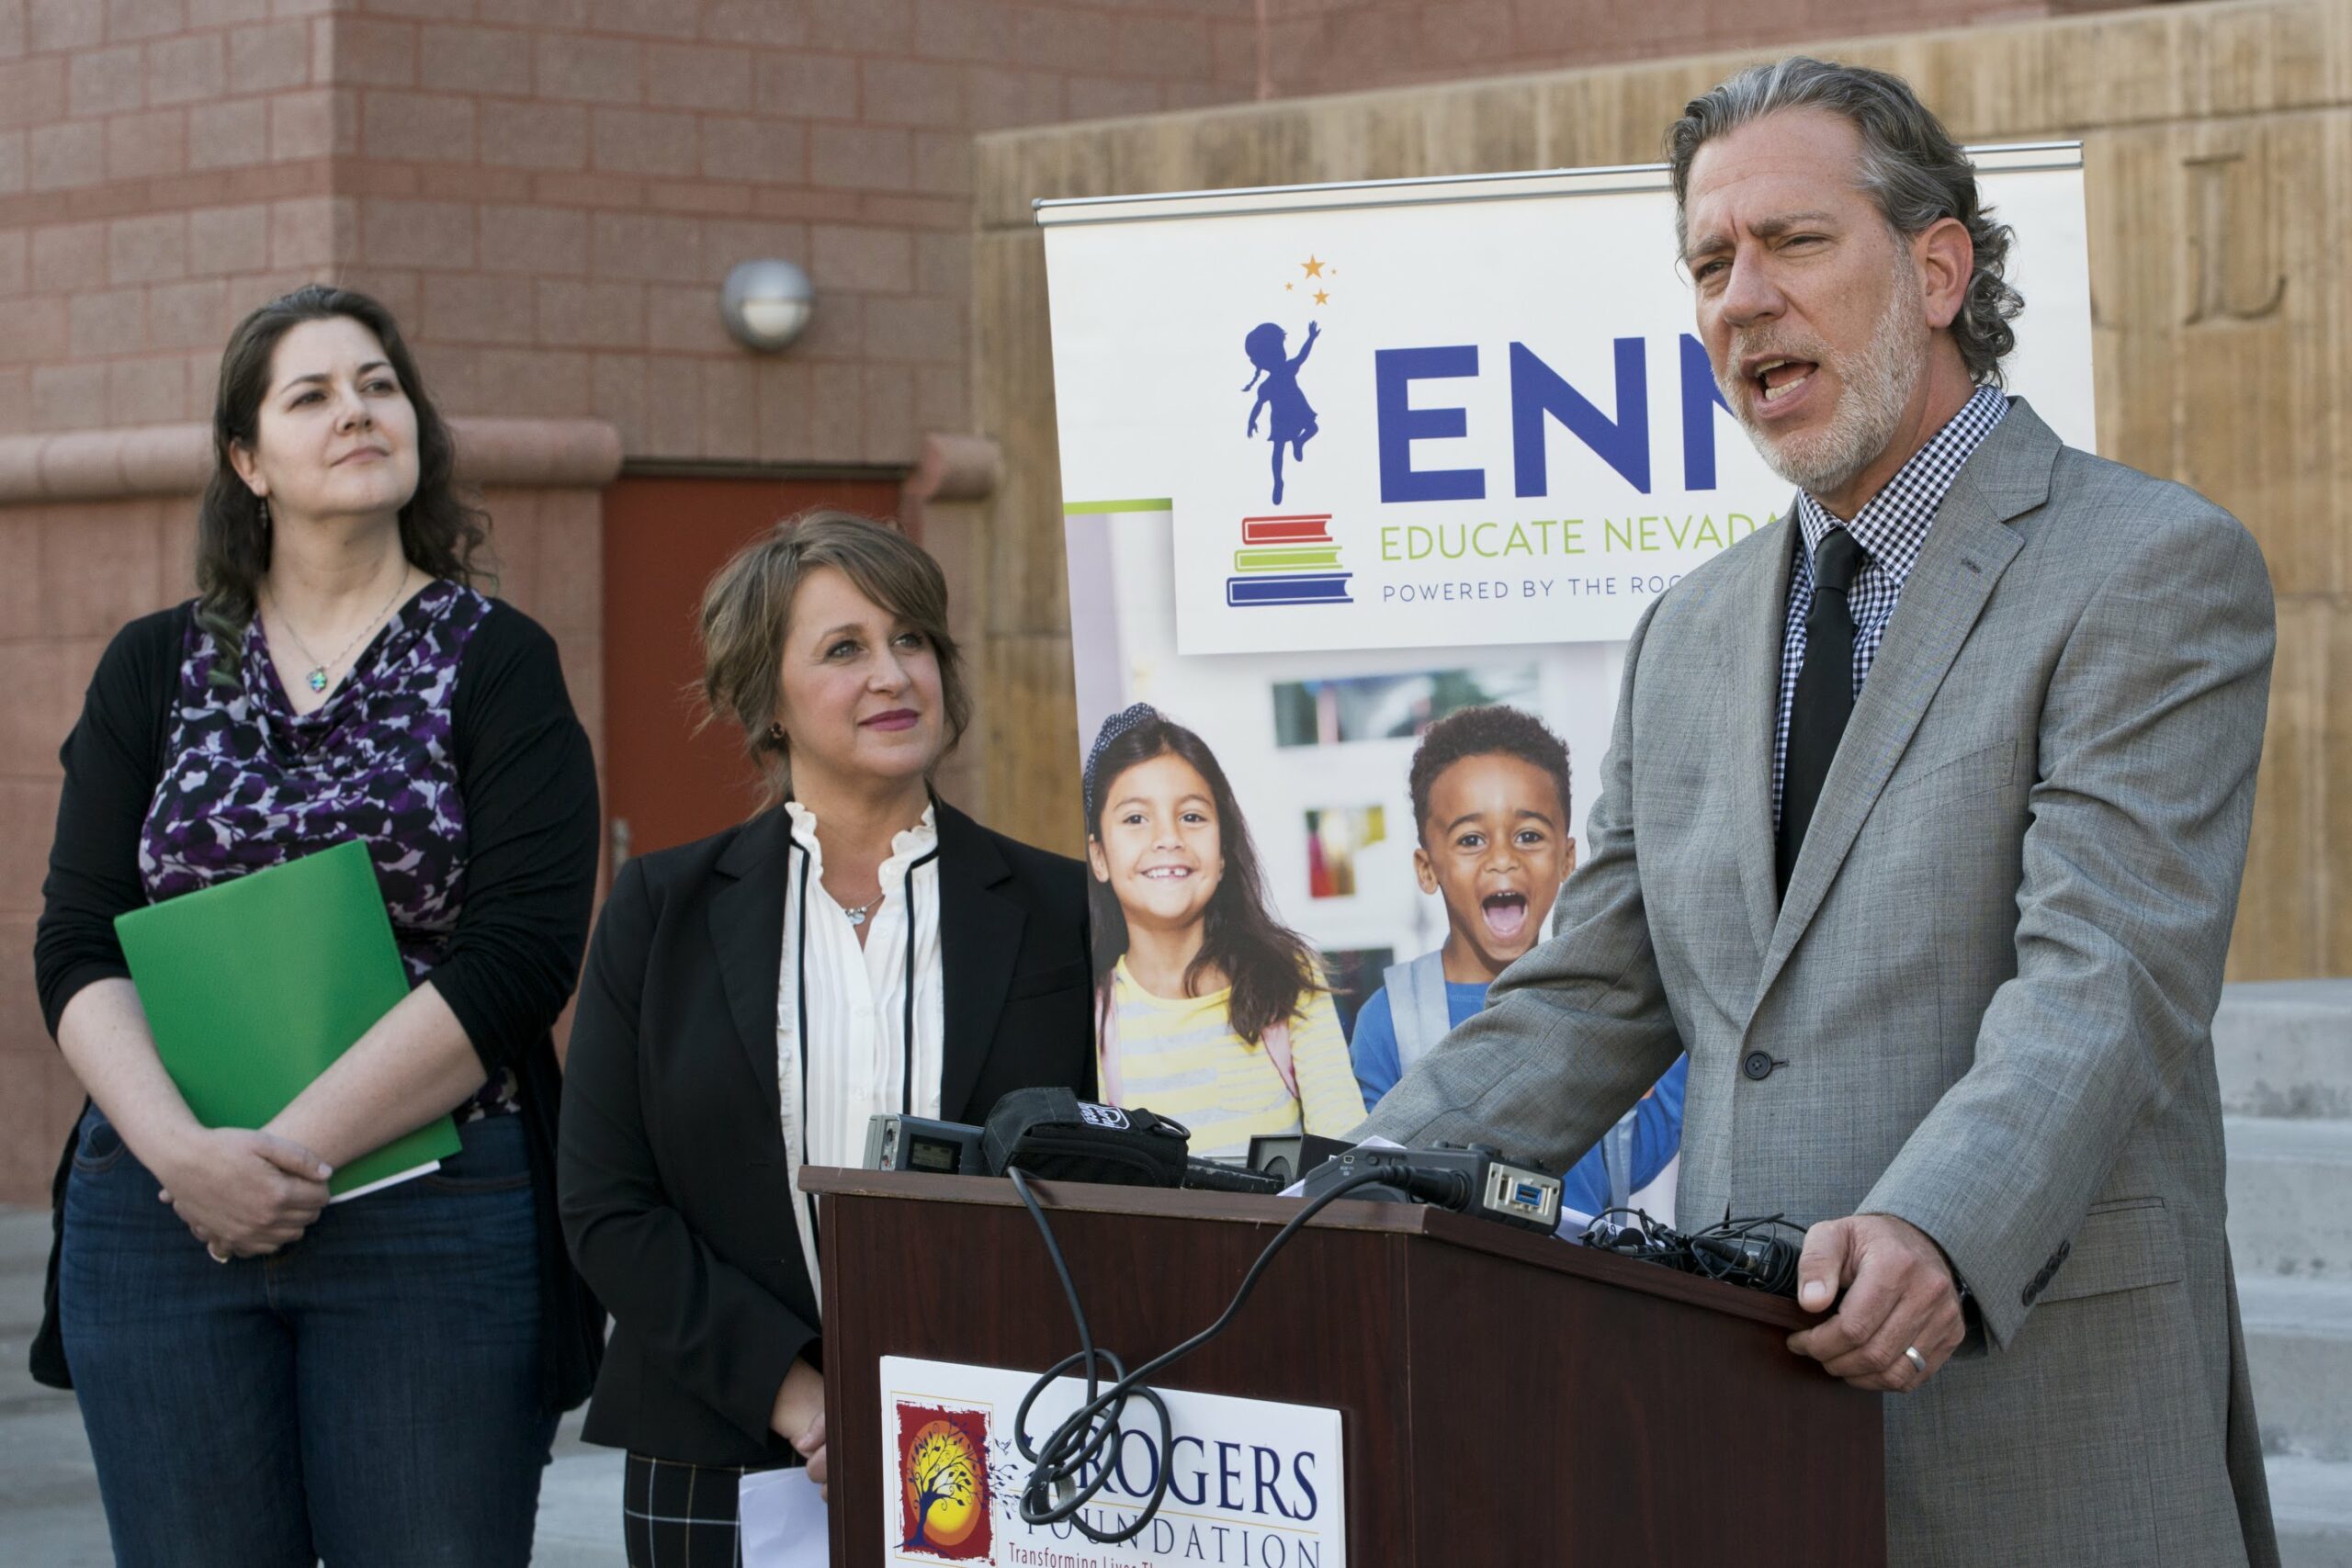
880, 1357, 1347, 1567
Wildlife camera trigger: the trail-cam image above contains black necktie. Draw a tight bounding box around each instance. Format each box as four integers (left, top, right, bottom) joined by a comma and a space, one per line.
1777, 527, 1867, 895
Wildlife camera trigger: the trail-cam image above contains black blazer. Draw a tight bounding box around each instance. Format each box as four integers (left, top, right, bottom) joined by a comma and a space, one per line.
558, 798, 1093, 1465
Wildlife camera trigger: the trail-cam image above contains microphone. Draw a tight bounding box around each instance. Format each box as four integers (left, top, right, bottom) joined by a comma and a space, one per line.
1180, 1156, 1285, 1195
866, 1096, 1282, 1194
980, 1088, 1192, 1188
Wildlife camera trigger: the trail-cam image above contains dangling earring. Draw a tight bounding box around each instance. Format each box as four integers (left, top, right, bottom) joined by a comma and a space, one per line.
256, 495, 271, 532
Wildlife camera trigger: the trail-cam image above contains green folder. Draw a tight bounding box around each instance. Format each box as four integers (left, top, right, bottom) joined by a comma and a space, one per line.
114, 839, 462, 1201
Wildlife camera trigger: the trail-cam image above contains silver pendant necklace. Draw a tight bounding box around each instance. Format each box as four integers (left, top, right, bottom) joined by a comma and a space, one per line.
268, 568, 413, 696
842, 888, 886, 927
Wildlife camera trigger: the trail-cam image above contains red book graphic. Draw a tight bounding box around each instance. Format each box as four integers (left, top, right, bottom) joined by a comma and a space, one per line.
1241, 513, 1332, 546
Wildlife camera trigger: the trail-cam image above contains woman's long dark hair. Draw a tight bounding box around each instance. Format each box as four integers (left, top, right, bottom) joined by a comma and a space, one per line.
196, 284, 487, 667
1086, 712, 1321, 1046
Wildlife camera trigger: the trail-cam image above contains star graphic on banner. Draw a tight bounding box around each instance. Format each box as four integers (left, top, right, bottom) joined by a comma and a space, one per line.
1313, 288, 1329, 305
1302, 255, 1325, 278
1284, 281, 1294, 290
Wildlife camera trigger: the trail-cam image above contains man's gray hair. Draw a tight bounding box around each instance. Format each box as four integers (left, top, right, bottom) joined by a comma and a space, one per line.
1667, 57, 2024, 386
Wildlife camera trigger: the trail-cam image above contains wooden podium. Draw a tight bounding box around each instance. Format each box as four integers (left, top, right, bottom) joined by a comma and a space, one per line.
804, 1168, 1883, 1565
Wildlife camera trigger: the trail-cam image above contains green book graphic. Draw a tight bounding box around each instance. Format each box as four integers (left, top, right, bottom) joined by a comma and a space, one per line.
1234, 545, 1344, 573
114, 840, 462, 1201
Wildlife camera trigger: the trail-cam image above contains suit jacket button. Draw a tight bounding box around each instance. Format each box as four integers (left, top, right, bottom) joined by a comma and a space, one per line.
1742, 1051, 1775, 1081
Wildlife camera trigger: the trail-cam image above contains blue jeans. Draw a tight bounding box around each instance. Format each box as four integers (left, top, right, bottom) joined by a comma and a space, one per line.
60, 1106, 558, 1567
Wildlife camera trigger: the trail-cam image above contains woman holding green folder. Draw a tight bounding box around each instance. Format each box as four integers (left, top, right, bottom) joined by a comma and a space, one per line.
33, 286, 605, 1566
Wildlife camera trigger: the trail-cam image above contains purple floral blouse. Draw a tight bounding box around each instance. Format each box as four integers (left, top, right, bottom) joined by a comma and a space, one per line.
138, 579, 516, 1117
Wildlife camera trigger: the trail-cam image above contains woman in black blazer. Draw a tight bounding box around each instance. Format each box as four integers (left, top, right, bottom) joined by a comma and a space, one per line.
559, 511, 1093, 1567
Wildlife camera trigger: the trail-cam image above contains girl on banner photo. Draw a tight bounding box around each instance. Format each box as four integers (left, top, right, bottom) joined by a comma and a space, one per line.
1083, 704, 1365, 1156
1240, 319, 1320, 505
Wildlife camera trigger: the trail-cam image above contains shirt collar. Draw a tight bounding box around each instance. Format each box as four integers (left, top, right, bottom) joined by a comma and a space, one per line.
1796, 384, 2008, 571
783, 799, 939, 875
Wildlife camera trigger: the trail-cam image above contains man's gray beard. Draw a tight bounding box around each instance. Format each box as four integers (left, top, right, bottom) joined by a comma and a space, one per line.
1723, 267, 1928, 501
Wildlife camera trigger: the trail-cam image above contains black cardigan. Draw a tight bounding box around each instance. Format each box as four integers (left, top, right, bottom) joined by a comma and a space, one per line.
558, 799, 1095, 1465
28, 599, 606, 1409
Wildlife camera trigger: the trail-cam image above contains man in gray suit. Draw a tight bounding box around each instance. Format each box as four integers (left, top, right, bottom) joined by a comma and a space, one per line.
1359, 58, 2278, 1566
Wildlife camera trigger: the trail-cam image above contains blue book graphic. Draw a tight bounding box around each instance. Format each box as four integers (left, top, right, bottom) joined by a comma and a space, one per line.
1227, 573, 1353, 606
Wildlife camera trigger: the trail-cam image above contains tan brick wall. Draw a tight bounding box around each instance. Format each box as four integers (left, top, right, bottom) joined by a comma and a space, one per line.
1243, 0, 2125, 97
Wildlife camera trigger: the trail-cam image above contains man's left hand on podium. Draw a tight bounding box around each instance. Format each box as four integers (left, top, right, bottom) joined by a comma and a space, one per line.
1784, 1213, 1966, 1393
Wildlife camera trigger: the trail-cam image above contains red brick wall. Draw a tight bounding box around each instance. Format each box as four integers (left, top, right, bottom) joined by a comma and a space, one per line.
0, 0, 2145, 465
0, 494, 193, 1197
308, 0, 1273, 466
0, 0, 345, 436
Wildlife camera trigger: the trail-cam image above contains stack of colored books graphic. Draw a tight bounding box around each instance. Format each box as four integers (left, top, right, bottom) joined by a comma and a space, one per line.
1227, 514, 1352, 606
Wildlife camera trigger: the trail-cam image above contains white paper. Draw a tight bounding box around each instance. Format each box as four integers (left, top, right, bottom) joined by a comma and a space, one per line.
325, 1158, 440, 1203
738, 1466, 828, 1568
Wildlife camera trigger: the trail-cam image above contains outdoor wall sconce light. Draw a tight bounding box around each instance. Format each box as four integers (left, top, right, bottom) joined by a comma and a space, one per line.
719, 259, 815, 351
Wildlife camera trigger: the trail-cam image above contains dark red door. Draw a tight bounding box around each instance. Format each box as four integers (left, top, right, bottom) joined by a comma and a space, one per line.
602, 475, 903, 863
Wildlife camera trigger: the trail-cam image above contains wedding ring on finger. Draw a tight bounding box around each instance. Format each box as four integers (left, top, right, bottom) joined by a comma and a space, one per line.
1903, 1345, 1928, 1379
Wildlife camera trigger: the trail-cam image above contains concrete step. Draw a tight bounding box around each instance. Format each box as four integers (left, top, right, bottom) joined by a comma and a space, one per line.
2271, 1452, 2352, 1568
2243, 1275, 2352, 1461
536, 1408, 629, 1567
2227, 1117, 2352, 1282
2215, 980, 2352, 1119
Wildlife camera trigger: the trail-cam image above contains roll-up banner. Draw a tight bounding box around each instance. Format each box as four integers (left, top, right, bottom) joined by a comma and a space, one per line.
1040, 152, 2092, 1183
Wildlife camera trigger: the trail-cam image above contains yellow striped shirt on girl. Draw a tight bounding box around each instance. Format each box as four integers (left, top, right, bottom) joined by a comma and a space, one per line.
1099, 958, 1364, 1157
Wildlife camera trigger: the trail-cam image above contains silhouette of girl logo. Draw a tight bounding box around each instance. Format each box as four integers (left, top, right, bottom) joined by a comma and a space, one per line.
1242, 320, 1321, 504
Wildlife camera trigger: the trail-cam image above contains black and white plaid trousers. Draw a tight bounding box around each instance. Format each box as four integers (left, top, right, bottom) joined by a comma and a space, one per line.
622, 1451, 807, 1567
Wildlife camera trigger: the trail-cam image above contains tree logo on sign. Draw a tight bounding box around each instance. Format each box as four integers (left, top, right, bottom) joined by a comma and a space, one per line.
896, 1404, 991, 1560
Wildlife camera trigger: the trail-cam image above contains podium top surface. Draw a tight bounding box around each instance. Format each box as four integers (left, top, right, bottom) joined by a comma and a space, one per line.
800, 1165, 1810, 1331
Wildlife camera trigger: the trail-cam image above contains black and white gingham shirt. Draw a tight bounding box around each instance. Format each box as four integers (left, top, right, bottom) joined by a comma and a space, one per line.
1771, 384, 2009, 823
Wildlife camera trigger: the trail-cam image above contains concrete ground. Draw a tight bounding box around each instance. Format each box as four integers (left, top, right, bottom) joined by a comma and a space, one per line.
0, 1203, 626, 1566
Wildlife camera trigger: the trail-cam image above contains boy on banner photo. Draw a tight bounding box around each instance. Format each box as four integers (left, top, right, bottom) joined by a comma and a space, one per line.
1083, 705, 1365, 1156
1350, 705, 1685, 1215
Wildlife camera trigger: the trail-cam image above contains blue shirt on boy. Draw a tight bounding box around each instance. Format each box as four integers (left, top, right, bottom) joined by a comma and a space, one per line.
1350, 978, 1687, 1218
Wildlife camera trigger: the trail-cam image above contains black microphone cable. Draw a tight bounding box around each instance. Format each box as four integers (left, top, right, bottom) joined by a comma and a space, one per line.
1004, 1161, 1417, 1543
1577, 1206, 1808, 1298
1688, 1213, 1806, 1296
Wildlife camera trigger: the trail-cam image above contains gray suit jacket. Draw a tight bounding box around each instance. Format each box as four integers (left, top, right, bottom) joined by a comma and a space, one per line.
1362, 400, 2279, 1567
